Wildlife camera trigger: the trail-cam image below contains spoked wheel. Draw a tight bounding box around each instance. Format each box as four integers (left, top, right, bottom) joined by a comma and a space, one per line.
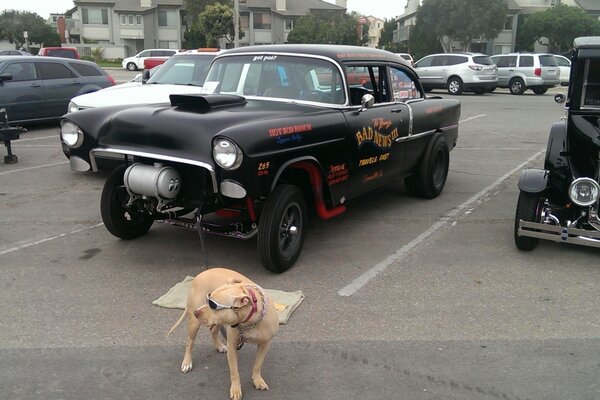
514, 191, 542, 251
101, 166, 154, 240
258, 185, 307, 273
404, 134, 450, 199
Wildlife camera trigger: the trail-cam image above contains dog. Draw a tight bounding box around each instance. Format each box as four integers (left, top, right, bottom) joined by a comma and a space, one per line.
168, 268, 279, 400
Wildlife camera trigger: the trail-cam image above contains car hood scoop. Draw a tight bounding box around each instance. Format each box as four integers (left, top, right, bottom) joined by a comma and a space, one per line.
169, 94, 246, 112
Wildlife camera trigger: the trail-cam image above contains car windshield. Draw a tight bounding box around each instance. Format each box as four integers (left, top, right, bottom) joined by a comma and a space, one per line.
473, 56, 494, 65
146, 54, 214, 86
202, 54, 345, 105
539, 55, 558, 67
46, 49, 77, 58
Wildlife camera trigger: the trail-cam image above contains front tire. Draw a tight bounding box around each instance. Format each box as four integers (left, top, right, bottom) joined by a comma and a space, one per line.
509, 78, 526, 95
101, 166, 154, 240
514, 191, 541, 251
126, 62, 138, 71
532, 87, 548, 95
258, 185, 307, 273
404, 134, 450, 199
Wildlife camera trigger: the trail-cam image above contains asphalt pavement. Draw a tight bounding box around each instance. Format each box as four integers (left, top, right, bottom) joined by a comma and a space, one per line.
3, 86, 600, 400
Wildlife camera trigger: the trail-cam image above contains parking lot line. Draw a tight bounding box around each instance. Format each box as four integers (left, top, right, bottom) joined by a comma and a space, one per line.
338, 149, 544, 297
0, 161, 69, 176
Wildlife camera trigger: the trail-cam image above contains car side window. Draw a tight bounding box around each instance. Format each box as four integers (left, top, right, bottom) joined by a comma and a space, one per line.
495, 56, 517, 68
519, 56, 533, 68
582, 59, 600, 108
431, 56, 446, 67
69, 62, 102, 76
138, 51, 150, 58
38, 62, 76, 80
3, 62, 38, 81
416, 57, 433, 68
390, 67, 421, 102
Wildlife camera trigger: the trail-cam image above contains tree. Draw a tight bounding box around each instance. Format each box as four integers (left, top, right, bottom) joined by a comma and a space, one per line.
286, 11, 366, 46
519, 4, 600, 54
197, 2, 235, 47
0, 10, 61, 50
183, 0, 232, 47
379, 18, 406, 52
412, 0, 508, 52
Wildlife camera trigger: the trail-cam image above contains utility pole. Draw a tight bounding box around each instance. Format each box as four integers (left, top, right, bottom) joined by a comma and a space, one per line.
234, 0, 239, 48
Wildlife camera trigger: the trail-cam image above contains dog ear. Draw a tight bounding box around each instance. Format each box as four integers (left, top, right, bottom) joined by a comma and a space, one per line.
233, 295, 250, 308
226, 278, 243, 285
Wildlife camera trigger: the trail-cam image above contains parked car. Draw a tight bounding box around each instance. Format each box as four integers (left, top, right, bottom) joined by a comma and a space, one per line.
60, 44, 461, 272
38, 47, 81, 59
414, 52, 497, 95
0, 56, 114, 124
490, 52, 560, 95
122, 48, 177, 71
0, 50, 32, 56
514, 36, 600, 251
553, 54, 571, 86
396, 53, 415, 67
68, 49, 219, 112
144, 57, 167, 70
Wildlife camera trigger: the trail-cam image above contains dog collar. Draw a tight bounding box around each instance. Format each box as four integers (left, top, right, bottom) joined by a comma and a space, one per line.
241, 287, 258, 324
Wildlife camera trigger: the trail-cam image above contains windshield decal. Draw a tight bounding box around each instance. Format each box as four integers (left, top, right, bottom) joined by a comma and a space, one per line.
252, 55, 278, 62
200, 81, 219, 94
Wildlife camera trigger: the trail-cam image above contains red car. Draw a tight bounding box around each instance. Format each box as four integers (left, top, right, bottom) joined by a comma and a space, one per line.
143, 57, 166, 69
38, 47, 81, 59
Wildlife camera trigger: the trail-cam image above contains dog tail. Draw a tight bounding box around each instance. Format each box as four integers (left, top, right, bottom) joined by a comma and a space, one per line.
167, 309, 187, 337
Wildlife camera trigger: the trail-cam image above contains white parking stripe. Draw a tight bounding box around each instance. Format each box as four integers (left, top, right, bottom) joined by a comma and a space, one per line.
459, 114, 486, 123
0, 161, 69, 176
0, 223, 104, 256
18, 135, 57, 142
338, 149, 544, 297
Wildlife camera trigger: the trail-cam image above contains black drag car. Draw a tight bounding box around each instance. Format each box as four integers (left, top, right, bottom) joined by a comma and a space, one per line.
515, 37, 600, 250
61, 44, 461, 272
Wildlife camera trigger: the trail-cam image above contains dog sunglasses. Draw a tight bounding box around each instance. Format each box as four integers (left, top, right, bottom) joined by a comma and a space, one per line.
207, 294, 236, 310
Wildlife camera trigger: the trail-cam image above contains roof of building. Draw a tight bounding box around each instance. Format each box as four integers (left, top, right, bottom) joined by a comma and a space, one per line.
575, 0, 600, 12
74, 0, 183, 12
241, 0, 345, 16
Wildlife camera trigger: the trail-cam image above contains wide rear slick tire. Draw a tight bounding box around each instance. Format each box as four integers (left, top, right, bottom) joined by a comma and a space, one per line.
405, 134, 450, 199
258, 184, 307, 273
101, 166, 154, 240
514, 191, 541, 251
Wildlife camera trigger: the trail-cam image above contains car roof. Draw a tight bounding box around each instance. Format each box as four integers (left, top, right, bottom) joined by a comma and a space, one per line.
0, 55, 100, 66
221, 44, 406, 65
573, 36, 600, 49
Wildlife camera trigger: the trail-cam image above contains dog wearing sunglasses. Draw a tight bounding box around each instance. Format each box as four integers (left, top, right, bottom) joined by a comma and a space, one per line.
168, 267, 279, 400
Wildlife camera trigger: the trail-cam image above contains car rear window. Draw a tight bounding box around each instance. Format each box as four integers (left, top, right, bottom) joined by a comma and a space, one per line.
473, 56, 493, 65
539, 55, 558, 67
69, 62, 102, 76
45, 49, 79, 58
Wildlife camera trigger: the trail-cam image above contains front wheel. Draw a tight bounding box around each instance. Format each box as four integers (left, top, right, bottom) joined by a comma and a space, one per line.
258, 185, 307, 273
126, 62, 138, 71
101, 166, 154, 240
509, 78, 526, 95
404, 134, 450, 199
514, 191, 541, 251
447, 77, 464, 95
532, 87, 548, 95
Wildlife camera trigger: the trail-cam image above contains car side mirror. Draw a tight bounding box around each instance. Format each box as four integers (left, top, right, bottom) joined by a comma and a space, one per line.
554, 93, 566, 104
0, 73, 13, 82
142, 69, 151, 84
360, 94, 375, 110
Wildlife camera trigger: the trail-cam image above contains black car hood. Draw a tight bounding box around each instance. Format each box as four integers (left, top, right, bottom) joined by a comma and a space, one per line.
67, 95, 345, 164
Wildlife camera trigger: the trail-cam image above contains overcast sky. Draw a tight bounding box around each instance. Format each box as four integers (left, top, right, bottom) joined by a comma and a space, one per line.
6, 0, 407, 20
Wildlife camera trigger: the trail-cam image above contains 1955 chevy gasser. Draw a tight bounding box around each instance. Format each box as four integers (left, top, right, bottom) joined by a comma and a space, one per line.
60, 44, 461, 272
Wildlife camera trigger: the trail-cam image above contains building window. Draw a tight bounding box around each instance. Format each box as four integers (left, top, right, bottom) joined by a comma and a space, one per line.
136, 15, 142, 25
158, 10, 177, 27
128, 15, 134, 25
240, 13, 249, 29
121, 14, 126, 25
504, 16, 513, 30
284, 18, 294, 30
82, 8, 108, 25
253, 12, 271, 30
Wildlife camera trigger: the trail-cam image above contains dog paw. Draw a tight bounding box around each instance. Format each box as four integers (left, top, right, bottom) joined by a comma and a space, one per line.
252, 377, 269, 391
230, 384, 242, 400
180, 361, 193, 373
216, 343, 227, 353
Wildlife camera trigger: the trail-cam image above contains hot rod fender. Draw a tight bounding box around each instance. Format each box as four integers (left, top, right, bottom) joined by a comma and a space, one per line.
543, 121, 568, 171
517, 169, 549, 193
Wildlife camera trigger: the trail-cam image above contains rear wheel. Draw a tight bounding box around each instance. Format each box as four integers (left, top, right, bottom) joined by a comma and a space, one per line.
509, 78, 526, 95
405, 134, 450, 199
532, 87, 548, 95
447, 77, 464, 95
514, 191, 541, 251
101, 166, 154, 240
258, 185, 307, 273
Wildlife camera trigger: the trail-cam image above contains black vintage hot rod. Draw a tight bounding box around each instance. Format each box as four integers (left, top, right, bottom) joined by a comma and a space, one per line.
60, 45, 461, 272
515, 37, 600, 250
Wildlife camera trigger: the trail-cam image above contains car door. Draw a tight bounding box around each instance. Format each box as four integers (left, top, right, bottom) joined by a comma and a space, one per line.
494, 55, 516, 86
342, 64, 411, 198
415, 56, 435, 86
0, 60, 44, 123
37, 60, 81, 118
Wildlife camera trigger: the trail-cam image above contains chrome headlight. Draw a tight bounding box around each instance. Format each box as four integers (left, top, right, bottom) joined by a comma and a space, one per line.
60, 120, 84, 148
568, 177, 600, 207
67, 101, 79, 113
213, 138, 242, 170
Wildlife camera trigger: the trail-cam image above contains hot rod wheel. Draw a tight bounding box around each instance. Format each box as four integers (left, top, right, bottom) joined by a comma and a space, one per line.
404, 134, 450, 199
101, 165, 154, 240
258, 185, 307, 273
514, 191, 541, 250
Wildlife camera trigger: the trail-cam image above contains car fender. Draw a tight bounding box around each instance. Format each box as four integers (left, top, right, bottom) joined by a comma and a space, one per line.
517, 168, 549, 193
544, 121, 568, 171
75, 84, 104, 96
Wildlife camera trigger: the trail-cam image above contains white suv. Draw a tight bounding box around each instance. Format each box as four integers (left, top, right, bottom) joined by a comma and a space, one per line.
415, 53, 498, 95
122, 48, 177, 71
490, 53, 560, 95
